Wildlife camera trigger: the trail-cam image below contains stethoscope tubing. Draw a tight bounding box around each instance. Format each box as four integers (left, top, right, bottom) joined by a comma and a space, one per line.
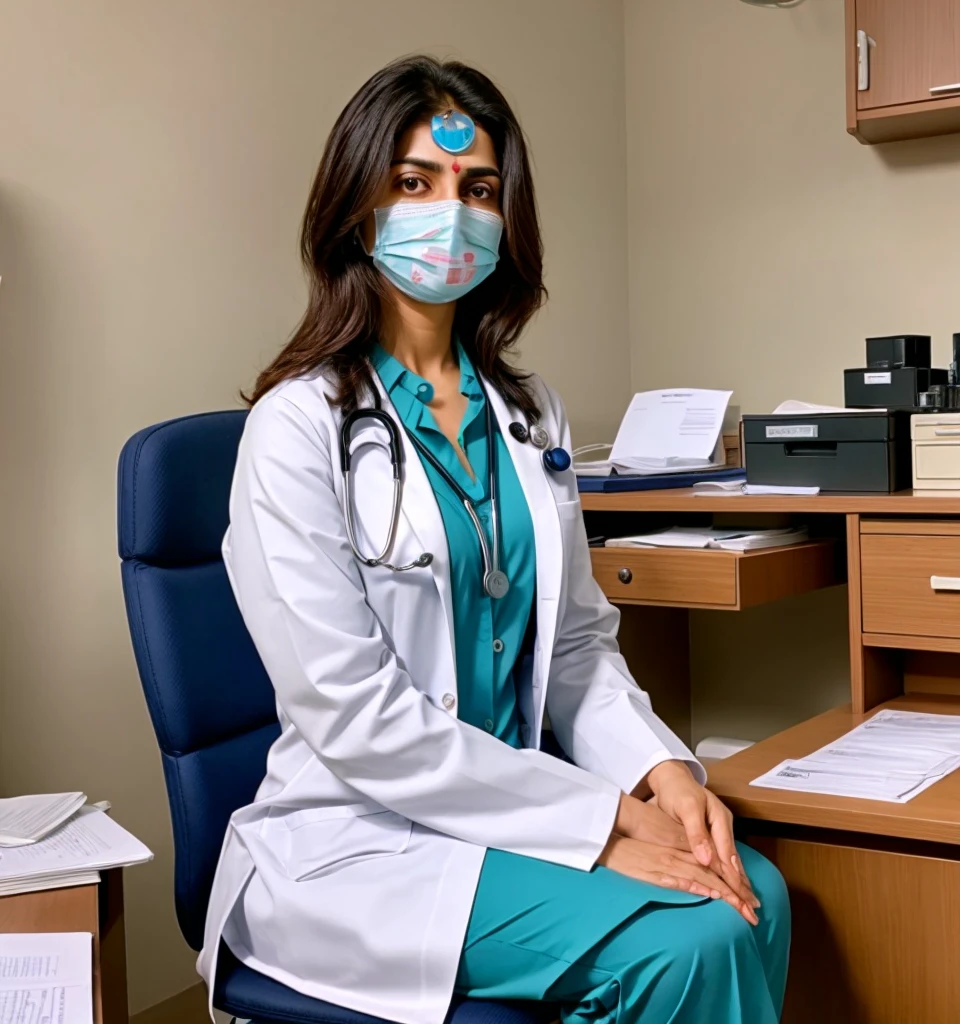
338, 371, 565, 595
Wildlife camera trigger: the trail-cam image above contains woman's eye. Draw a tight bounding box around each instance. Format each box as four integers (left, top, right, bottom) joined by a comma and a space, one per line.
467, 184, 493, 200
400, 177, 424, 193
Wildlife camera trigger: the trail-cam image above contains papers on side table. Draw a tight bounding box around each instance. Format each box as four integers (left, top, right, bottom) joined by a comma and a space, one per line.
0, 807, 153, 897
751, 710, 960, 803
0, 794, 87, 847
0, 932, 92, 1024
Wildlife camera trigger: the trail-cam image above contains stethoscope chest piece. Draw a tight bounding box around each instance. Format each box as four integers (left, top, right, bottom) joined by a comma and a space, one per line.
484, 569, 510, 600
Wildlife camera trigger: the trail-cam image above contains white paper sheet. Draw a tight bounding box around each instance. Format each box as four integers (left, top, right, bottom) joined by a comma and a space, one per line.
771, 399, 887, 415
0, 808, 152, 895
751, 710, 960, 803
0, 795, 87, 848
610, 389, 733, 468
605, 526, 807, 551
0, 932, 92, 1024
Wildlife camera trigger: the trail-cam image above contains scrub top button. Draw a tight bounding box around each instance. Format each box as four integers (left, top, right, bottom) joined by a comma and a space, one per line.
442, 693, 456, 709
484, 719, 494, 731
416, 382, 433, 400
492, 638, 504, 653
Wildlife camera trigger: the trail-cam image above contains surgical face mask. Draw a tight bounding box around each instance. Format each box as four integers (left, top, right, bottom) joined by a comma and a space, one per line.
369, 200, 503, 304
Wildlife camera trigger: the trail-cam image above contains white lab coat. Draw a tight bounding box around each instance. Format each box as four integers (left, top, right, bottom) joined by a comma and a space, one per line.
198, 368, 703, 1024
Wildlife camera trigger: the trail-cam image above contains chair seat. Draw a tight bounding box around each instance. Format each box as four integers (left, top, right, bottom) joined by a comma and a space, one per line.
214, 947, 548, 1024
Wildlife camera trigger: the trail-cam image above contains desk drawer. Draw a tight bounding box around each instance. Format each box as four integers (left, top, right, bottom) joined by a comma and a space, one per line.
592, 541, 838, 611
861, 531, 960, 639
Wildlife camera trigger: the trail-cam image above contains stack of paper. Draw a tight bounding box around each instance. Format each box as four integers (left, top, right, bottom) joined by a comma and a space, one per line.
0, 807, 153, 897
771, 399, 888, 415
0, 793, 87, 847
693, 480, 821, 497
0, 932, 93, 1024
605, 526, 808, 552
575, 389, 733, 477
751, 710, 960, 803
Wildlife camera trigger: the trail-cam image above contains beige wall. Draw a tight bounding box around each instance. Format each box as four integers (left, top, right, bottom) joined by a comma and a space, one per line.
624, 0, 960, 746
0, 0, 629, 1012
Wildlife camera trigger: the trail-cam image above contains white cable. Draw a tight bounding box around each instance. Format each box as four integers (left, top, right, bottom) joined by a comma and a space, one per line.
572, 443, 613, 458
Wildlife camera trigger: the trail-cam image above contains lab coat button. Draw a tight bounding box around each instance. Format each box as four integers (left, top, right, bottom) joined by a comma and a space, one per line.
492, 638, 504, 653
442, 693, 456, 709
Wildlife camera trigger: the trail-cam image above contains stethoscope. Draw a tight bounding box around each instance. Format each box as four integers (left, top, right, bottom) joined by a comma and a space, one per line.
340, 376, 572, 599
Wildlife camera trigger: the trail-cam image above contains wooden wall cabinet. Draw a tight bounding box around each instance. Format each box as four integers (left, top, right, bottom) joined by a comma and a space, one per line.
846, 0, 960, 144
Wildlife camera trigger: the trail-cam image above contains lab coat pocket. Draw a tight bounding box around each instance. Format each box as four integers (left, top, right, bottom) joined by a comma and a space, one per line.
275, 806, 413, 882
555, 498, 583, 521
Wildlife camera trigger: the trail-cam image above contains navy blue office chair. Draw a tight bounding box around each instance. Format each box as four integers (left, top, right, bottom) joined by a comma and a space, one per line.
118, 411, 547, 1024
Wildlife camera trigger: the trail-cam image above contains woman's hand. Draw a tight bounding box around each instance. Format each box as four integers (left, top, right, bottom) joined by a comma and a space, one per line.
614, 792, 691, 852
643, 760, 759, 919
597, 833, 757, 921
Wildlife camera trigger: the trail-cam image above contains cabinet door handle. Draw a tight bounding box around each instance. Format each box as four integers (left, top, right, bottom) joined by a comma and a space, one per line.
931, 575, 960, 591
930, 83, 960, 96
857, 30, 871, 91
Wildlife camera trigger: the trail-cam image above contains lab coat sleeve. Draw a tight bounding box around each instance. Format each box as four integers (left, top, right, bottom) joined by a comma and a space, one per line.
222, 392, 619, 872
539, 384, 707, 795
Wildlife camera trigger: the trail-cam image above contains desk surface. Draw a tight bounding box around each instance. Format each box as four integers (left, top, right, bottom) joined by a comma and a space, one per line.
581, 487, 960, 514
708, 693, 960, 846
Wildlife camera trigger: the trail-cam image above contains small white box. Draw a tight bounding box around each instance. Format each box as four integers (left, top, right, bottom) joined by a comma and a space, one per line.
911, 412, 960, 489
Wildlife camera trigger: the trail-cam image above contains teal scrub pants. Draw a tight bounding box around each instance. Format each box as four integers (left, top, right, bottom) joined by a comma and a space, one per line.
456, 842, 789, 1024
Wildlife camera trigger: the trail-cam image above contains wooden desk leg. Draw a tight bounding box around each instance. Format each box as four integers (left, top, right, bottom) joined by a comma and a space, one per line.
98, 870, 129, 1024
846, 514, 901, 713
616, 605, 692, 747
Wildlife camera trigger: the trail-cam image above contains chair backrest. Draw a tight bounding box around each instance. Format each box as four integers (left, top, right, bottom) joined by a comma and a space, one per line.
118, 411, 280, 951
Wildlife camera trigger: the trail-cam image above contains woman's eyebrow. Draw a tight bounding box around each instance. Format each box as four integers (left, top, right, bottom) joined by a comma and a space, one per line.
390, 157, 443, 172
464, 166, 501, 180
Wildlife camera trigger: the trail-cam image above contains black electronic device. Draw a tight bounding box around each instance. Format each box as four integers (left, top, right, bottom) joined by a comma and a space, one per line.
865, 334, 931, 370
743, 411, 911, 493
843, 366, 947, 410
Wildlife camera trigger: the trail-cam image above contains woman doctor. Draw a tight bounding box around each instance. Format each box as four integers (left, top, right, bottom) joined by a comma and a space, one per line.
203, 56, 790, 1024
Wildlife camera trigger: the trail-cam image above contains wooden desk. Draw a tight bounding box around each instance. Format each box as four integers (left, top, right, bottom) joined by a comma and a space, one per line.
0, 871, 129, 1024
584, 489, 960, 1024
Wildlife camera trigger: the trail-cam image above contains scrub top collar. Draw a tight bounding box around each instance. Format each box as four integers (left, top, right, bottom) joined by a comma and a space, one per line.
370, 341, 486, 443
370, 340, 483, 404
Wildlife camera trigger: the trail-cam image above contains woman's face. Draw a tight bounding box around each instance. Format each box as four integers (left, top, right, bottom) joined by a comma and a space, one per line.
360, 112, 501, 251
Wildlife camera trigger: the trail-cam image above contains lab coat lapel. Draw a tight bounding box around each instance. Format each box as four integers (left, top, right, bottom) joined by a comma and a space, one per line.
371, 377, 457, 682
485, 378, 563, 736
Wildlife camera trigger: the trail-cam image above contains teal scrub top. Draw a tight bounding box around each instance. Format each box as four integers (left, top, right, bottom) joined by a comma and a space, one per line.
371, 343, 535, 747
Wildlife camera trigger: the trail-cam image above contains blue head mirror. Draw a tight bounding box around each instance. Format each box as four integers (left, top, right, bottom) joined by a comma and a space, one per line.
430, 110, 476, 155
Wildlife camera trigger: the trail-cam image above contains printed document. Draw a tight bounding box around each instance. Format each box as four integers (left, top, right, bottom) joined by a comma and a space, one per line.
605, 526, 808, 552
0, 932, 92, 1024
751, 710, 960, 803
575, 389, 733, 476
0, 795, 86, 848
0, 807, 152, 897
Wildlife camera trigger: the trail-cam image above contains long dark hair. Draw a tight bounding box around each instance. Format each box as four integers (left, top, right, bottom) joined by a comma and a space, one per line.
247, 55, 546, 419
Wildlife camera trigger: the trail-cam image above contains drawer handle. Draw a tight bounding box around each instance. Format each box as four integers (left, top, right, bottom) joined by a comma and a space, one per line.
930, 83, 960, 95
617, 568, 633, 584
934, 429, 960, 437
930, 575, 960, 591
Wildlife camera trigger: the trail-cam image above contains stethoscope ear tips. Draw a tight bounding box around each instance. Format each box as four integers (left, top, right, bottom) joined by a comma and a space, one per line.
508, 422, 529, 444
415, 553, 435, 567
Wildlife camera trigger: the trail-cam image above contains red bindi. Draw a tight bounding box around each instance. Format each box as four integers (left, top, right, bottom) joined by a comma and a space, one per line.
452, 160, 461, 173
